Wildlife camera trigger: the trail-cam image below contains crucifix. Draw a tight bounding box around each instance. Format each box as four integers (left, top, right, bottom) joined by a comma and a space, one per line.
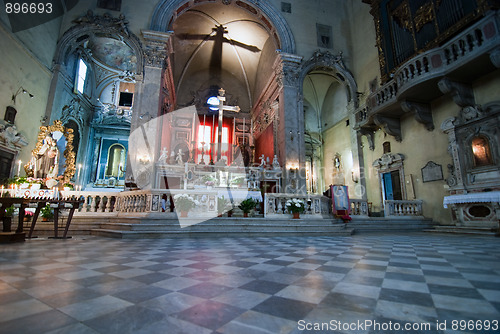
216, 88, 240, 162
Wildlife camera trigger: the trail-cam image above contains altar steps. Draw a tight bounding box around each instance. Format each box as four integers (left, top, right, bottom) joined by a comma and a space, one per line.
347, 217, 435, 233
423, 225, 498, 236
90, 217, 354, 238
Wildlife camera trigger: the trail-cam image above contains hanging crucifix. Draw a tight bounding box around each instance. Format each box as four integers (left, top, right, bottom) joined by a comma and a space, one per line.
216, 88, 240, 162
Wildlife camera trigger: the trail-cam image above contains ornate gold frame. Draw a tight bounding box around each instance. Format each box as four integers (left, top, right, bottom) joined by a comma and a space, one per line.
25, 120, 76, 184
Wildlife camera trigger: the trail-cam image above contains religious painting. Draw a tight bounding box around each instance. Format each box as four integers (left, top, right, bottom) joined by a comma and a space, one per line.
331, 185, 350, 214
25, 120, 75, 186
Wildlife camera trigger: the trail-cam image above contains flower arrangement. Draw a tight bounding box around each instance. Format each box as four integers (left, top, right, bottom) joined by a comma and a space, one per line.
286, 198, 306, 214
63, 182, 75, 190
173, 194, 199, 212
231, 177, 245, 186
205, 180, 215, 187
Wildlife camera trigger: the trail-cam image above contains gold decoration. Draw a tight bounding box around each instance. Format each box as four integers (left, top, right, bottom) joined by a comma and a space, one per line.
414, 1, 435, 32
25, 120, 76, 184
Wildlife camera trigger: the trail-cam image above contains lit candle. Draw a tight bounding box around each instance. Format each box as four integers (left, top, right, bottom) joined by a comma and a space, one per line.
233, 117, 236, 144
1, 185, 3, 197
17, 160, 22, 176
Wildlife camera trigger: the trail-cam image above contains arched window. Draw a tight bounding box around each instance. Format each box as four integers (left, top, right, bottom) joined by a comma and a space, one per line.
471, 136, 493, 167
105, 143, 126, 177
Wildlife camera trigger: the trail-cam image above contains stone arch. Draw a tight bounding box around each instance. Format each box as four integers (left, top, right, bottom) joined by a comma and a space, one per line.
53, 13, 144, 77
150, 0, 295, 54
299, 50, 359, 109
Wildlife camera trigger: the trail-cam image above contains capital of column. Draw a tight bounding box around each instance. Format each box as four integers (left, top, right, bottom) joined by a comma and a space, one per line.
142, 30, 173, 68
274, 51, 303, 88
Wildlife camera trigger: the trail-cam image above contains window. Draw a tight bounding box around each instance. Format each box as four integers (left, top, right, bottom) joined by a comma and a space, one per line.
119, 92, 133, 107
76, 59, 88, 94
4, 106, 17, 124
316, 24, 332, 49
97, 0, 121, 11
472, 136, 493, 167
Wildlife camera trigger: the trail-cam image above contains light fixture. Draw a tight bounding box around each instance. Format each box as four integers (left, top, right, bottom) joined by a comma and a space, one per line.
11, 86, 34, 103
207, 96, 219, 111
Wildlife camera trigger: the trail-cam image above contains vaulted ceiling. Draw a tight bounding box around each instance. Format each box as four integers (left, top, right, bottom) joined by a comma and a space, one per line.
172, 2, 277, 111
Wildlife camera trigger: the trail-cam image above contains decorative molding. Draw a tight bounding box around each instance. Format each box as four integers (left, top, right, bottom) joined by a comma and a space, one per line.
373, 115, 401, 142
400, 100, 434, 131
142, 30, 172, 68
437, 77, 475, 108
359, 128, 375, 150
490, 47, 500, 68
275, 51, 302, 88
300, 50, 359, 108
54, 12, 144, 76
0, 121, 28, 152
372, 152, 405, 170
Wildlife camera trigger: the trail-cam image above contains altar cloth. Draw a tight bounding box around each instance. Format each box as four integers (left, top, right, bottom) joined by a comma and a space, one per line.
443, 191, 500, 208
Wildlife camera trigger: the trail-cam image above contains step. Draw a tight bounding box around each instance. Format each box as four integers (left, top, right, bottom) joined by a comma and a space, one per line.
424, 225, 498, 236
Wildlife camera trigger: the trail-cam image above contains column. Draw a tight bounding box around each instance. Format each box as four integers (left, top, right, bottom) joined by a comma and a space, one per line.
275, 52, 305, 194
127, 30, 171, 189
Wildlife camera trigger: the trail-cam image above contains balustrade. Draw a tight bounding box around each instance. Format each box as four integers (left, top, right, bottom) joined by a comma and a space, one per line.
264, 193, 331, 218
384, 200, 423, 217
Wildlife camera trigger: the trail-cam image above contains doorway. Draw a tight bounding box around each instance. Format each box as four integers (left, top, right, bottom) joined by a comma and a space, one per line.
382, 170, 403, 200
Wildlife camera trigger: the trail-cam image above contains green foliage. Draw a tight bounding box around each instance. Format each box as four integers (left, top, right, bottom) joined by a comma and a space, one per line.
238, 198, 258, 213
41, 204, 54, 219
4, 205, 15, 217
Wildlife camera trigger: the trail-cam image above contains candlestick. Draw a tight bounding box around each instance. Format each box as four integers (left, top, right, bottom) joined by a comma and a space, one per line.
17, 160, 22, 176
243, 118, 246, 145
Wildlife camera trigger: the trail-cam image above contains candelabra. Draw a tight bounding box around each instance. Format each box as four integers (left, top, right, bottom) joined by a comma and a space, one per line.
209, 143, 215, 165
199, 142, 206, 165
189, 141, 196, 163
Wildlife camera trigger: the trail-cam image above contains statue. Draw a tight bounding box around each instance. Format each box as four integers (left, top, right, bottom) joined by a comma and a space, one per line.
259, 154, 266, 167
33, 134, 59, 180
158, 147, 168, 163
176, 149, 184, 165
272, 155, 280, 169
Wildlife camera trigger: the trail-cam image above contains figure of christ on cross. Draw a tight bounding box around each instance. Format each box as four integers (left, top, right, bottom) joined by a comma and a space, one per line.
216, 88, 240, 163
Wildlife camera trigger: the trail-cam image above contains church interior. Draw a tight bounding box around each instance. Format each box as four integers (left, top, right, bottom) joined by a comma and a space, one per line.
1, 0, 500, 332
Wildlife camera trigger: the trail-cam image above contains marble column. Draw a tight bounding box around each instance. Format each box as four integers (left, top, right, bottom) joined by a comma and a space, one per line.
275, 52, 306, 194
126, 30, 171, 189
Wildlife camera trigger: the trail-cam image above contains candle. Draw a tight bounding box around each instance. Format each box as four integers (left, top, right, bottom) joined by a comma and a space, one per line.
203, 114, 206, 143
233, 117, 236, 144
77, 164, 82, 183
1, 185, 3, 197
17, 160, 22, 176
243, 118, 246, 145
212, 114, 215, 143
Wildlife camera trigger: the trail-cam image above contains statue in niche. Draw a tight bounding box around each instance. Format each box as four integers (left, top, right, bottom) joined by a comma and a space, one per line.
176, 149, 184, 165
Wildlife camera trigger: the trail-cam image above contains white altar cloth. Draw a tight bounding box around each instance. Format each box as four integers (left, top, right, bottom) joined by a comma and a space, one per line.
443, 191, 500, 208
217, 189, 262, 202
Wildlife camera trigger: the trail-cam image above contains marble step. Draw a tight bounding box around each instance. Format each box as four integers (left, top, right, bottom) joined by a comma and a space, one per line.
424, 225, 498, 236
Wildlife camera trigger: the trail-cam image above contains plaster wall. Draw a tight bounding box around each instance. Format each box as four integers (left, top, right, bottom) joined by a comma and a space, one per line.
0, 24, 52, 167
322, 120, 357, 199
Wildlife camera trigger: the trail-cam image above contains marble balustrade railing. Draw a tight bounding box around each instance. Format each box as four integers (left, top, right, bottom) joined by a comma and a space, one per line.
384, 200, 423, 217
264, 193, 332, 218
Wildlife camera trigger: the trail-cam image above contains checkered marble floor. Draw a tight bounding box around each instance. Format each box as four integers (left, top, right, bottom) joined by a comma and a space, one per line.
1, 233, 499, 334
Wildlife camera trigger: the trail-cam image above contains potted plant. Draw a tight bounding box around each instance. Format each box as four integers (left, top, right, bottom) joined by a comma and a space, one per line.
217, 196, 235, 217
202, 175, 216, 189
173, 194, 199, 217
63, 182, 74, 191
238, 198, 258, 217
41, 204, 54, 221
230, 177, 245, 187
24, 210, 34, 222
286, 198, 306, 219
2, 205, 15, 232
